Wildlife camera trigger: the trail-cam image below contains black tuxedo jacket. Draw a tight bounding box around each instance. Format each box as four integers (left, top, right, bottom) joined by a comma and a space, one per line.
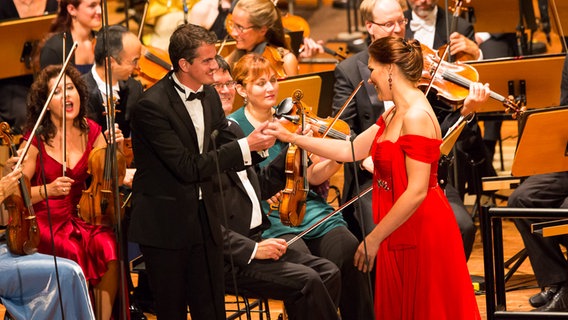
82, 71, 143, 137
332, 49, 384, 204
404, 7, 475, 50
216, 120, 287, 267
129, 72, 264, 249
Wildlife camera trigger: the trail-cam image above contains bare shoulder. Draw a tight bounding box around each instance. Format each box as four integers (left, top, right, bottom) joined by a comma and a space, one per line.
402, 104, 439, 138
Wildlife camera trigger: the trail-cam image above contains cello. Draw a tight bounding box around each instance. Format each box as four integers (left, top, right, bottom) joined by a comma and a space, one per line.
0, 122, 40, 255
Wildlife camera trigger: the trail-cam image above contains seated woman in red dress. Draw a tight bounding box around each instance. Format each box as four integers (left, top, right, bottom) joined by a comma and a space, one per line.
20, 65, 122, 320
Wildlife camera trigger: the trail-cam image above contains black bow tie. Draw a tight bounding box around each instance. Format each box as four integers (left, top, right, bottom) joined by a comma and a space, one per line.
187, 91, 205, 101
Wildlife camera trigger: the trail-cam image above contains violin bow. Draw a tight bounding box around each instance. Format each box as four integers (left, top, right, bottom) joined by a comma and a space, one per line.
319, 80, 363, 139
16, 43, 78, 170
287, 186, 372, 245
62, 33, 68, 177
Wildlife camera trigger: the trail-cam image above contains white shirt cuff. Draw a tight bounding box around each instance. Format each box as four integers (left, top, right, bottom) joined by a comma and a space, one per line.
248, 243, 258, 264
238, 138, 252, 165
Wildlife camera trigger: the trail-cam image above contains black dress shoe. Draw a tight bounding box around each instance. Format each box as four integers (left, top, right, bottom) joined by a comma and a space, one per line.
535, 284, 568, 312
130, 302, 148, 320
530, 286, 558, 308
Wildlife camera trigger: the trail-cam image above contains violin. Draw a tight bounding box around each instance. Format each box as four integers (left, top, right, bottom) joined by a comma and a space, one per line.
136, 44, 172, 88
77, 99, 127, 226
0, 122, 40, 255
418, 44, 524, 118
135, 0, 173, 88
275, 97, 351, 140
263, 45, 288, 79
278, 90, 309, 226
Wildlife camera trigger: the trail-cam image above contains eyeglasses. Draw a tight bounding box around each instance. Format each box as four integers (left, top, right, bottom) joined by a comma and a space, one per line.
227, 20, 257, 34
369, 18, 408, 31
212, 80, 236, 90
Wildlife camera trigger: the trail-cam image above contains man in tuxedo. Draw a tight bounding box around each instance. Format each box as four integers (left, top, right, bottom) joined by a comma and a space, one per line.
211, 55, 342, 319
83, 25, 143, 138
333, 0, 489, 261
129, 24, 276, 320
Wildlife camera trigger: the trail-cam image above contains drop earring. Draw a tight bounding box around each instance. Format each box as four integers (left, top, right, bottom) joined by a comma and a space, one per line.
388, 73, 392, 91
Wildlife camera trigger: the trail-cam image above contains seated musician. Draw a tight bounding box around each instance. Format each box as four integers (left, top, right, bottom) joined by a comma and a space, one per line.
228, 53, 374, 320
39, 0, 102, 74
19, 65, 125, 320
211, 54, 342, 320
83, 25, 143, 138
225, 0, 325, 77
508, 53, 568, 312
0, 157, 94, 319
0, 0, 58, 134
333, 0, 490, 262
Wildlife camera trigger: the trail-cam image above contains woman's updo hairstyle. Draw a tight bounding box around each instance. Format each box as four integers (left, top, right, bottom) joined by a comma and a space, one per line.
234, 0, 288, 49
368, 36, 423, 83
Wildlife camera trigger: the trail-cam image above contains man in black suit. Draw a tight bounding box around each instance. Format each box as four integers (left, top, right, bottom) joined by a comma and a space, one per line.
333, 0, 489, 261
82, 25, 143, 138
128, 24, 276, 320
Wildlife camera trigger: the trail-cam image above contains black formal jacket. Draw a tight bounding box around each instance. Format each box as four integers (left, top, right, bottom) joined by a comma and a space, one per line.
216, 120, 287, 268
129, 72, 264, 249
82, 71, 143, 137
404, 6, 475, 51
332, 49, 385, 203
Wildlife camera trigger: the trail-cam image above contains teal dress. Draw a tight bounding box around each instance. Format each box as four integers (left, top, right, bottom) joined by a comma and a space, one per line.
229, 107, 346, 239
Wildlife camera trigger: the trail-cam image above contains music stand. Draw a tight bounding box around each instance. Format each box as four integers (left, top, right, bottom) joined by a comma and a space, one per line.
0, 14, 55, 79
511, 105, 568, 176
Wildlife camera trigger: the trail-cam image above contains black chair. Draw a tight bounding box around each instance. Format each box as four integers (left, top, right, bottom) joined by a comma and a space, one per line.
224, 287, 272, 320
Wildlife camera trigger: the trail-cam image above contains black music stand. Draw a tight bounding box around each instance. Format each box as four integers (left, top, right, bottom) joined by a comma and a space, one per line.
0, 14, 55, 80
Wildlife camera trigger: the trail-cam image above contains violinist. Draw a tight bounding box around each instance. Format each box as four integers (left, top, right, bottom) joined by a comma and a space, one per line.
83, 25, 143, 138
404, 0, 496, 212
211, 55, 342, 320
228, 53, 374, 320
0, 157, 95, 319
20, 65, 122, 320
39, 0, 102, 74
225, 0, 296, 77
265, 36, 481, 319
333, 0, 489, 262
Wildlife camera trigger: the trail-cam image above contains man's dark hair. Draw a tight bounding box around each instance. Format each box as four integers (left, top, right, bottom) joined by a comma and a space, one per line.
169, 24, 217, 72
94, 25, 130, 66
215, 55, 231, 74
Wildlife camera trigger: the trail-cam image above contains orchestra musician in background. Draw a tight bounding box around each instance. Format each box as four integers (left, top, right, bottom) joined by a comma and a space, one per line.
265, 36, 481, 319
225, 0, 299, 77
128, 24, 276, 320
0, 0, 58, 134
228, 53, 374, 320
39, 0, 102, 74
20, 65, 123, 320
82, 25, 143, 138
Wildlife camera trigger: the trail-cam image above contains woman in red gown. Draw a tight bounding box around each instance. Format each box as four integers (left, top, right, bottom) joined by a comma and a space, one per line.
20, 65, 120, 320
266, 36, 484, 319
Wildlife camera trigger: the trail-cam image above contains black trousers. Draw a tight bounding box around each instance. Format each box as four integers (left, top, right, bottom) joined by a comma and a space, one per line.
510, 172, 568, 287
140, 202, 224, 320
